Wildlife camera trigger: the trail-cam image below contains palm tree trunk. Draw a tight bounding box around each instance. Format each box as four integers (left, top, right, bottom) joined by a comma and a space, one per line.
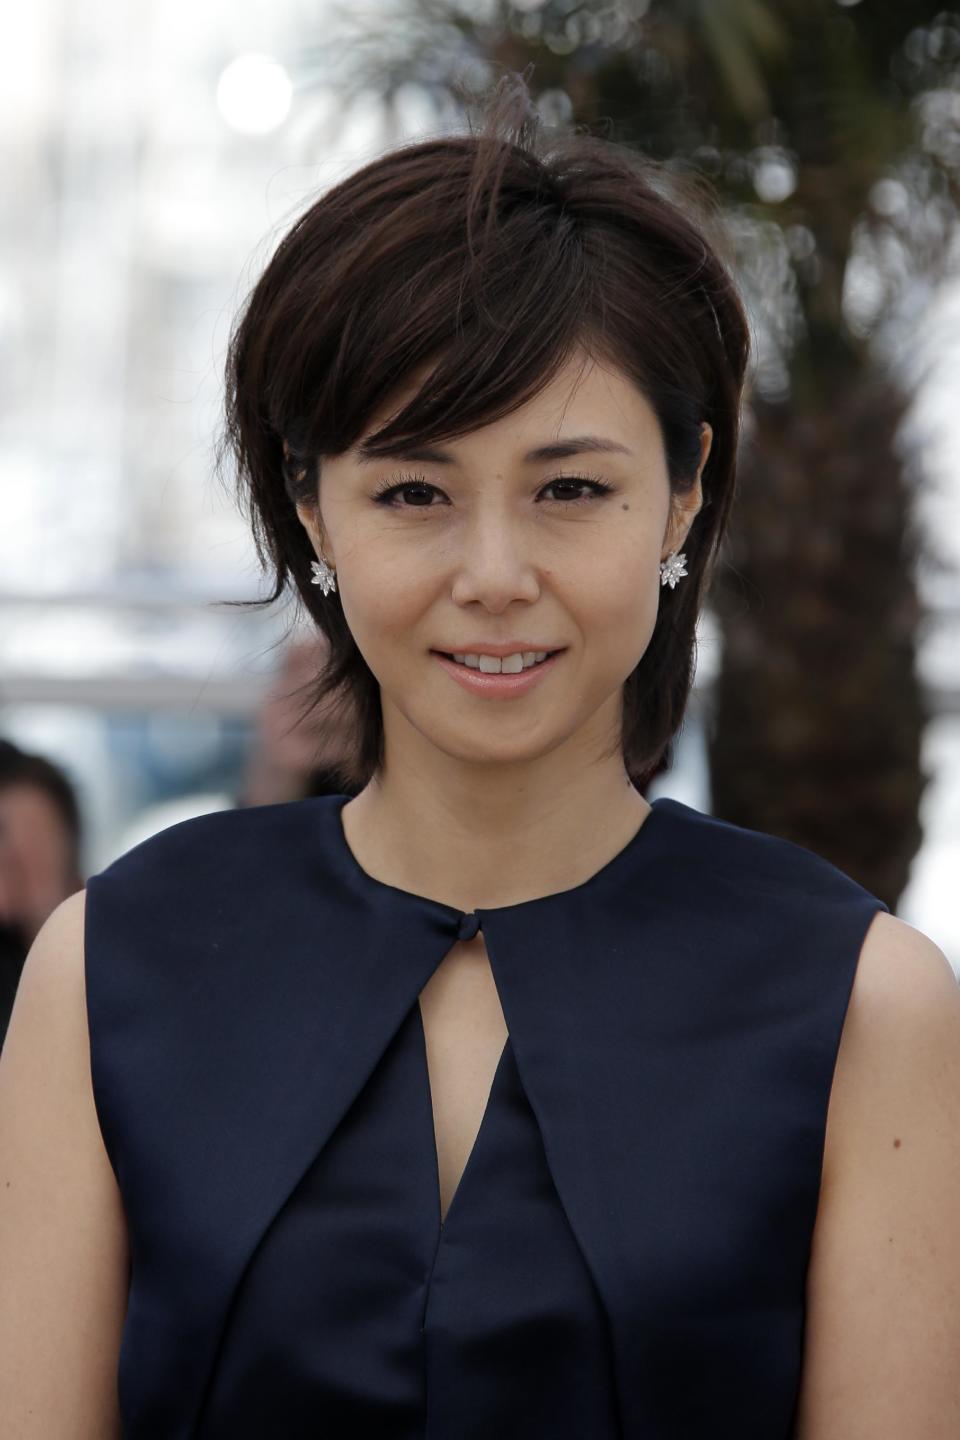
707, 362, 929, 907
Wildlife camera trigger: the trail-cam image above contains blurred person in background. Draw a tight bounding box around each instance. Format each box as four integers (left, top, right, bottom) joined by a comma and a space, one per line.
238, 634, 360, 806
0, 740, 83, 1047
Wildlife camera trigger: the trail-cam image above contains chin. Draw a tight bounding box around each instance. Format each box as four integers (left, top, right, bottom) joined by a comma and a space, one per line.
420, 723, 558, 769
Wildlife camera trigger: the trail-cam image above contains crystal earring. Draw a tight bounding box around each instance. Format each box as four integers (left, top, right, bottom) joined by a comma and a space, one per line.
310, 557, 337, 596
659, 551, 688, 589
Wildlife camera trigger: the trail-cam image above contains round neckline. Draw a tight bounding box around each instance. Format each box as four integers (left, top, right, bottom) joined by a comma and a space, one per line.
324, 792, 673, 918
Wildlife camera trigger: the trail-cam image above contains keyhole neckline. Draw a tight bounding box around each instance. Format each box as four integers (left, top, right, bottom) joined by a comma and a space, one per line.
414, 1002, 512, 1237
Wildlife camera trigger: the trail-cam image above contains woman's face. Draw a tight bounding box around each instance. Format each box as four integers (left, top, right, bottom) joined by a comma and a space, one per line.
296, 349, 711, 772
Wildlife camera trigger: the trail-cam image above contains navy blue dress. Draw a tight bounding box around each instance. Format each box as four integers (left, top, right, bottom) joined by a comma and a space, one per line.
83, 793, 888, 1438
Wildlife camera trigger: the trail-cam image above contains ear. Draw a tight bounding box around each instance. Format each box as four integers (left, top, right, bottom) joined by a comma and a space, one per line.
294, 495, 315, 531
284, 441, 328, 554
294, 496, 327, 556
663, 423, 712, 557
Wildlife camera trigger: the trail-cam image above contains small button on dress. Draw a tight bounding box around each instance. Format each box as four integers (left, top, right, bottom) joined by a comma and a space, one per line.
456, 909, 481, 942
83, 792, 889, 1438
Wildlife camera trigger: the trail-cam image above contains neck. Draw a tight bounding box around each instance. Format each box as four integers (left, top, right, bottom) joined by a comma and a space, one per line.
339, 752, 652, 915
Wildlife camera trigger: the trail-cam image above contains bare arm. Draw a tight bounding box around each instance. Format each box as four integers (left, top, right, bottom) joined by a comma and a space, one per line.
0, 889, 129, 1438
796, 911, 960, 1438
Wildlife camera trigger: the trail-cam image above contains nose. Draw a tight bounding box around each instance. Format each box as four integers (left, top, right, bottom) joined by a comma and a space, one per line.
447, 512, 542, 610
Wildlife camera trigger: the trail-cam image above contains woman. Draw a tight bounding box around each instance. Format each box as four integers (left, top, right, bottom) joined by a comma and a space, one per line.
2, 73, 959, 1439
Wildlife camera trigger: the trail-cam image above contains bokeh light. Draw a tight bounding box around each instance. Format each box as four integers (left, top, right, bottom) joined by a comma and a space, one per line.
216, 53, 292, 136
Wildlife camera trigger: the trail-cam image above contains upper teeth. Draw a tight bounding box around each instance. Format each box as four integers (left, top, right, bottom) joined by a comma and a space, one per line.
453, 651, 549, 673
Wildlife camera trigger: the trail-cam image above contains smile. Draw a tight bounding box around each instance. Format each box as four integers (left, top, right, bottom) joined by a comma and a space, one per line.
431, 649, 565, 697
443, 650, 556, 674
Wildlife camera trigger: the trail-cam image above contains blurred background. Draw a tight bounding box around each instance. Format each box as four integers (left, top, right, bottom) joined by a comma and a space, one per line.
2, 0, 959, 1038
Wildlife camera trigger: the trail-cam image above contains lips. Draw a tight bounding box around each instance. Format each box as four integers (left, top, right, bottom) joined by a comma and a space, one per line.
437, 653, 564, 668
431, 648, 564, 695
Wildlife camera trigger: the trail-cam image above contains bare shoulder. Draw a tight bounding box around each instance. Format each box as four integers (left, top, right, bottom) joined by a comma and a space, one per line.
0, 889, 129, 1439
796, 912, 960, 1438
847, 908, 957, 1016
823, 911, 959, 1179
3, 888, 89, 1036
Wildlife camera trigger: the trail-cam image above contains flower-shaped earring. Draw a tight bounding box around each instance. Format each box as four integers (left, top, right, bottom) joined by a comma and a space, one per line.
659, 551, 687, 589
310, 557, 337, 596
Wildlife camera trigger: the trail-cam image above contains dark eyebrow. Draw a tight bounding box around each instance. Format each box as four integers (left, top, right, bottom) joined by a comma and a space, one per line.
355, 434, 633, 466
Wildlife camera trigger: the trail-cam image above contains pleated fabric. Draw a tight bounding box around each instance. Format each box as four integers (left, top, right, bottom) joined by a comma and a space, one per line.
83, 792, 889, 1438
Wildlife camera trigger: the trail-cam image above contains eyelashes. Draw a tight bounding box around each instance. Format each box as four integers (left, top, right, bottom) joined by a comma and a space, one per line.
370, 471, 617, 509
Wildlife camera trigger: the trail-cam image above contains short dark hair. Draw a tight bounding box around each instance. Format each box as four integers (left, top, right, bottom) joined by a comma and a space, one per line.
216, 72, 751, 793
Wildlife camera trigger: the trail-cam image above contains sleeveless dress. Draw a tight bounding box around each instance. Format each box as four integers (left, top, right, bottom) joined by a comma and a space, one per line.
83, 793, 889, 1439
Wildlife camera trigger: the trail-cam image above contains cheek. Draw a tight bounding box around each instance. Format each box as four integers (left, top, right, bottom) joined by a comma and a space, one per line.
336, 564, 431, 674
570, 545, 662, 660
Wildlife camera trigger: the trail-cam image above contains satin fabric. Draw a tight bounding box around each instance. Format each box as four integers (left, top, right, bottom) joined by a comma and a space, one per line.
84, 793, 888, 1438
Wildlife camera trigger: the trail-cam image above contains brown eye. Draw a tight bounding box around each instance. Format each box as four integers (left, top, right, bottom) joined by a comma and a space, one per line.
371, 476, 441, 507
538, 476, 615, 504
371, 480, 443, 509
